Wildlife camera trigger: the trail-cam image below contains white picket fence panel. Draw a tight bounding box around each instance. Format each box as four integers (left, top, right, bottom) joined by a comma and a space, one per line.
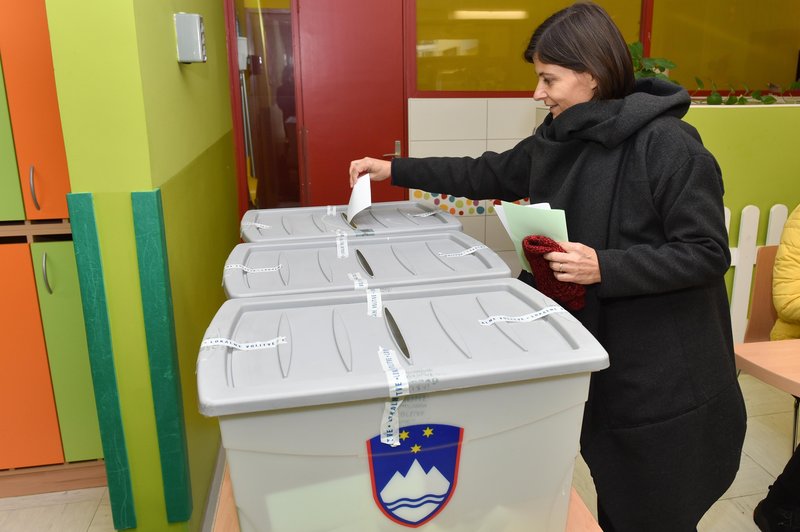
726, 204, 790, 343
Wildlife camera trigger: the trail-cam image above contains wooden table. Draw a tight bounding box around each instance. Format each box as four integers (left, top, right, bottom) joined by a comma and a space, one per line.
735, 338, 800, 448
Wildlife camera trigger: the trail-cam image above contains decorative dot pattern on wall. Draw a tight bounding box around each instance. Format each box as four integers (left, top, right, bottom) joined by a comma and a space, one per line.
411, 190, 532, 216
412, 189, 484, 216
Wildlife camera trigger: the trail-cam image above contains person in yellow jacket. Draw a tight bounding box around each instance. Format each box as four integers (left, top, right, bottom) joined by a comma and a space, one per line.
771, 204, 800, 340
753, 203, 800, 531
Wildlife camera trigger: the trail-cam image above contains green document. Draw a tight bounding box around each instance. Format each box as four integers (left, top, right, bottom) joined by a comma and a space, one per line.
499, 201, 568, 272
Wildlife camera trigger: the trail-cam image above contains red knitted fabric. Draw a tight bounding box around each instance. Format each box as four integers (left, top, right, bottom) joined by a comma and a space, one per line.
522, 235, 586, 311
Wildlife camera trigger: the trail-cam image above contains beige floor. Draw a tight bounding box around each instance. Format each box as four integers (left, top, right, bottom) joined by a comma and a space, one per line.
0, 373, 792, 532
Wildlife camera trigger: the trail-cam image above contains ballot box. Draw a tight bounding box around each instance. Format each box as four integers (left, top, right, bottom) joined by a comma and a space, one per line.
223, 231, 510, 299
239, 201, 462, 243
197, 278, 608, 532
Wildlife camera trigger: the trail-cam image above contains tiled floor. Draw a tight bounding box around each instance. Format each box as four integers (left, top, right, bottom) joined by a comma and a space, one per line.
0, 486, 112, 531
572, 373, 796, 532
0, 374, 792, 531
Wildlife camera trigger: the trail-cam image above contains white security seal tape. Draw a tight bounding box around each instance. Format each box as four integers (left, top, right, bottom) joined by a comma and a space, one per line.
336, 232, 349, 258
412, 211, 438, 218
367, 288, 382, 317
348, 272, 368, 290
200, 336, 287, 351
222, 263, 282, 285
378, 346, 410, 446
224, 263, 282, 274
240, 221, 270, 236
479, 305, 565, 326
438, 245, 487, 258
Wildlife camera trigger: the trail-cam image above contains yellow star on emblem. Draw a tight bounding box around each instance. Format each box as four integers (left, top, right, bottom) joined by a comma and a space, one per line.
411, 444, 422, 454
399, 430, 410, 441
422, 427, 434, 438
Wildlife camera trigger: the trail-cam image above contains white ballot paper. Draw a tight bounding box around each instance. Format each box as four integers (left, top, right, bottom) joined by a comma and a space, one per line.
347, 174, 372, 222
495, 201, 568, 272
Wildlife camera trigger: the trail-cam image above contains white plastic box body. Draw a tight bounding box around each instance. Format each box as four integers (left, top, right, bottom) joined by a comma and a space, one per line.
239, 201, 462, 243
198, 279, 609, 531
223, 231, 510, 299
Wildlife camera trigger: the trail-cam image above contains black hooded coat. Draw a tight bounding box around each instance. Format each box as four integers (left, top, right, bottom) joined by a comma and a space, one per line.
391, 79, 747, 531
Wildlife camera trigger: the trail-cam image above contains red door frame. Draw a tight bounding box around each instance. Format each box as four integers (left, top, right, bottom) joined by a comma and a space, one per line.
223, 0, 250, 220
640, 0, 654, 56
290, 0, 308, 206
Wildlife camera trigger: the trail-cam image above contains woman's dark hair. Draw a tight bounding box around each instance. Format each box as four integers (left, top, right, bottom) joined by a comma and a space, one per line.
524, 2, 635, 100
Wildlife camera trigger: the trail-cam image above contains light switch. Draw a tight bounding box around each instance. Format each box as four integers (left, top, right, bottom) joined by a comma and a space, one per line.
174, 13, 207, 63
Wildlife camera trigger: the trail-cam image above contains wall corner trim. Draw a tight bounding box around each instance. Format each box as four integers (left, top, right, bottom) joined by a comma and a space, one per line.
66, 192, 137, 530
131, 189, 193, 523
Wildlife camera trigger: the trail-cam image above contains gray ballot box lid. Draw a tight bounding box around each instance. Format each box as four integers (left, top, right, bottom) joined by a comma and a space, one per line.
198, 278, 609, 417
223, 231, 510, 299
239, 201, 462, 243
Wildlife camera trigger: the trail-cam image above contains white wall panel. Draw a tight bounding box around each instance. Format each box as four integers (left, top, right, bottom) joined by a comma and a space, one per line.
487, 99, 539, 139
408, 98, 487, 141
408, 139, 487, 158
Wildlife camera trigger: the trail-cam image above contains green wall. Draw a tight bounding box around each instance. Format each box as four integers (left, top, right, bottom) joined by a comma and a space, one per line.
47, 0, 239, 530
45, 0, 151, 193
685, 105, 800, 245
160, 132, 239, 532
133, 2, 232, 188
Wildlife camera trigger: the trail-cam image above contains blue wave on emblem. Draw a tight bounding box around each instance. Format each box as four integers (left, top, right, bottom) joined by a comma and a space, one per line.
386, 495, 447, 511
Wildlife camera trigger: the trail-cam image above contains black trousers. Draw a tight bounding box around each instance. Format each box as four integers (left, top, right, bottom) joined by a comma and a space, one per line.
769, 445, 800, 506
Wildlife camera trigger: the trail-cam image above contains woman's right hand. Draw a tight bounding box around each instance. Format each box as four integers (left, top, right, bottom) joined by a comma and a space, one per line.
349, 157, 392, 188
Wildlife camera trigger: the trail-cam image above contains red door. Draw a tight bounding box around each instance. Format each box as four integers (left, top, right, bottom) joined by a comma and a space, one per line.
295, 0, 407, 206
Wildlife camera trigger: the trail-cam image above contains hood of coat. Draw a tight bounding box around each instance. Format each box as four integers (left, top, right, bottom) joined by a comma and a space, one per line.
539, 78, 690, 149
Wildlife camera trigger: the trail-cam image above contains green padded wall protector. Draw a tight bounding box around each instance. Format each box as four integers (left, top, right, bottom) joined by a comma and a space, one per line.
66, 192, 136, 530
131, 189, 192, 523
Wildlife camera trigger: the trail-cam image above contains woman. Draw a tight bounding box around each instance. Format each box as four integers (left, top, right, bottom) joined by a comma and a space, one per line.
349, 3, 746, 530
753, 204, 800, 531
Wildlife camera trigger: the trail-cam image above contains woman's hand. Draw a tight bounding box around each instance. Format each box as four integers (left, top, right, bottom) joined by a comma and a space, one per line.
349, 157, 392, 187
543, 242, 601, 285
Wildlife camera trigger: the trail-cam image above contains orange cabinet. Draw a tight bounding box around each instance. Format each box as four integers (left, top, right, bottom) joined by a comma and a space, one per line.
0, 0, 71, 220
0, 244, 64, 469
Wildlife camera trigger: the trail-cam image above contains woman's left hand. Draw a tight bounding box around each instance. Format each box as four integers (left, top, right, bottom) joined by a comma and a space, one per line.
543, 242, 601, 285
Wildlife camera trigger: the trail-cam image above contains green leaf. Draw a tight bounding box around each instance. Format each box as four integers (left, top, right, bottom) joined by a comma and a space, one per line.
789, 81, 800, 90
752, 90, 762, 99
760, 95, 777, 104
694, 77, 705, 89
737, 96, 748, 105
628, 41, 643, 61
707, 92, 723, 105
724, 94, 738, 105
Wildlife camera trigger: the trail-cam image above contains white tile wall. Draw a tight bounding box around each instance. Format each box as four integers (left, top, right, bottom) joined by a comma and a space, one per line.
407, 98, 549, 255
487, 138, 524, 152
458, 215, 486, 243
407, 99, 487, 141
485, 214, 515, 251
487, 99, 539, 139
408, 140, 487, 158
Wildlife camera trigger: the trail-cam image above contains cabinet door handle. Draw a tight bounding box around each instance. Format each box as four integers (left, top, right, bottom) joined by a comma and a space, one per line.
382, 140, 402, 158
29, 165, 41, 210
42, 251, 53, 294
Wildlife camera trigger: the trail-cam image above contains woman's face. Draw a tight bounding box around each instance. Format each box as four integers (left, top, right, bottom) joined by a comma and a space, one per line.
533, 58, 598, 119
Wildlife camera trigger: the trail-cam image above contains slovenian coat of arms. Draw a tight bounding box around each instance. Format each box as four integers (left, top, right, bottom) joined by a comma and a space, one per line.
367, 423, 463, 527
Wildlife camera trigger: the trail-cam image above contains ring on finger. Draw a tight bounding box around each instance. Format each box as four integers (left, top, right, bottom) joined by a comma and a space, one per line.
559, 262, 564, 273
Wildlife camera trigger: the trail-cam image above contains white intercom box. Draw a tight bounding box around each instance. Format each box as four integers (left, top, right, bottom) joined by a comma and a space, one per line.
174, 13, 207, 63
